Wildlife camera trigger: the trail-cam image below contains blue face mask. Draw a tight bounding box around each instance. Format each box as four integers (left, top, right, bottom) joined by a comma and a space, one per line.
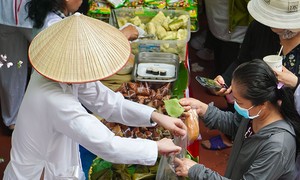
234, 101, 262, 119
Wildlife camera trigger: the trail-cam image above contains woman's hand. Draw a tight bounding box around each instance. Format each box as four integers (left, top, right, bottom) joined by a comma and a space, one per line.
211, 75, 232, 96
156, 138, 181, 155
120, 25, 139, 41
174, 157, 197, 177
151, 111, 187, 137
179, 98, 208, 118
275, 66, 298, 88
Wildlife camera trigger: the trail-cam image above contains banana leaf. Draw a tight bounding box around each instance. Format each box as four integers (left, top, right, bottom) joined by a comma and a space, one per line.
89, 157, 159, 180
164, 98, 185, 118
172, 62, 189, 99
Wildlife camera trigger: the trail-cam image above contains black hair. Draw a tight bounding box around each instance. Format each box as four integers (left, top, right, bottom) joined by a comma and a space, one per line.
233, 59, 300, 154
26, 0, 66, 29
77, 0, 90, 15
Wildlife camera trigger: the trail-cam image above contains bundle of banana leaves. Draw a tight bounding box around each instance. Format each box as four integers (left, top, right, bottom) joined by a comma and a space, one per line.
89, 157, 159, 180
89, 152, 198, 180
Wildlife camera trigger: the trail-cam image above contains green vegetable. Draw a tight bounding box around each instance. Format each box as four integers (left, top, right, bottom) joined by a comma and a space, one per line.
91, 168, 113, 179
89, 157, 160, 180
92, 158, 112, 172
164, 98, 185, 118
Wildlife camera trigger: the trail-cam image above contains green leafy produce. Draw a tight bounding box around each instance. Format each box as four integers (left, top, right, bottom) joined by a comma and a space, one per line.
89, 157, 159, 180
172, 62, 189, 99
164, 98, 185, 118
185, 151, 198, 162
92, 158, 112, 172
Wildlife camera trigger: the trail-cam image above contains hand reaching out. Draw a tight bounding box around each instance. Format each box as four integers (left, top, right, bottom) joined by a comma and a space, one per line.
179, 98, 208, 118
151, 111, 187, 137
275, 66, 298, 89
120, 25, 139, 41
211, 75, 232, 96
174, 157, 197, 177
156, 138, 182, 155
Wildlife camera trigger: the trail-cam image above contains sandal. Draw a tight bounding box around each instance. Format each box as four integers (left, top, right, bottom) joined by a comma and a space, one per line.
201, 135, 232, 150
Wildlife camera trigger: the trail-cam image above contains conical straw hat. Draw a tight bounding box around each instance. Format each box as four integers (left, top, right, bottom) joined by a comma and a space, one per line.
28, 12, 131, 83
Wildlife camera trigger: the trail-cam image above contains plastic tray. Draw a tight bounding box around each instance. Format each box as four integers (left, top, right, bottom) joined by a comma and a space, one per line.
137, 63, 176, 79
132, 52, 179, 82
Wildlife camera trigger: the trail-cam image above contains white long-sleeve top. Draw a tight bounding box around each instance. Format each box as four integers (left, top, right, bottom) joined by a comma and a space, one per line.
0, 0, 33, 28
4, 71, 158, 179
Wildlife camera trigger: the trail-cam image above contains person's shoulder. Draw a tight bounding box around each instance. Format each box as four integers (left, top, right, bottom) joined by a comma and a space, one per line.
248, 20, 270, 31
43, 12, 62, 29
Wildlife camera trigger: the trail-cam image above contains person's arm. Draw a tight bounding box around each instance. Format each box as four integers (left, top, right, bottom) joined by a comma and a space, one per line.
174, 157, 230, 179
177, 151, 286, 180
77, 81, 186, 135
180, 98, 239, 138
276, 66, 299, 89
51, 88, 181, 165
188, 164, 230, 180
294, 84, 300, 115
221, 61, 239, 86
202, 103, 240, 138
76, 81, 155, 126
187, 151, 287, 179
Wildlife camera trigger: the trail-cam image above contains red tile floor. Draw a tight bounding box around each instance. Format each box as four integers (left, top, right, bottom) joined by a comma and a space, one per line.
0, 12, 233, 178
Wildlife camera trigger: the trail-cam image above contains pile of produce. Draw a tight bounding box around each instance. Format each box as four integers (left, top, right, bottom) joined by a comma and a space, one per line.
117, 11, 189, 41
89, 152, 197, 180
101, 118, 172, 140
89, 157, 159, 179
101, 82, 173, 140
116, 82, 171, 110
114, 9, 190, 61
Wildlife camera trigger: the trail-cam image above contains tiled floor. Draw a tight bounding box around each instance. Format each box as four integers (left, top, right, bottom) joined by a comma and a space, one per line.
0, 121, 12, 178
0, 11, 232, 179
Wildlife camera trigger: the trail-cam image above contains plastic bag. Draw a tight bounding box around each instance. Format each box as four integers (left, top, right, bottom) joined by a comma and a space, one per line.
156, 136, 187, 180
185, 108, 200, 145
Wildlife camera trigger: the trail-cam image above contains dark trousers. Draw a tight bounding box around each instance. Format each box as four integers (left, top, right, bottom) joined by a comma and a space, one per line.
205, 30, 241, 76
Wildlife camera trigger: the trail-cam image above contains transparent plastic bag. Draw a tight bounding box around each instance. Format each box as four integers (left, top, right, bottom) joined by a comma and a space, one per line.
156, 136, 187, 180
185, 108, 200, 145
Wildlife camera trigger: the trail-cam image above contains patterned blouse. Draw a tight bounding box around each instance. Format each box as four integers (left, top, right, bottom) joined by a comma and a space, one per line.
283, 44, 300, 77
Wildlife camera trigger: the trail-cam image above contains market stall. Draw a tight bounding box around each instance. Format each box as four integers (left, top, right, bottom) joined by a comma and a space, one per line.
85, 5, 199, 180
